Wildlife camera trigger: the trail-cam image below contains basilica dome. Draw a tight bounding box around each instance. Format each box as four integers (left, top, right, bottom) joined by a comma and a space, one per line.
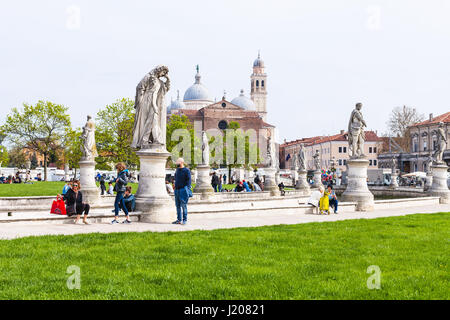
231, 89, 255, 110
253, 52, 264, 68
168, 90, 185, 112
183, 66, 211, 101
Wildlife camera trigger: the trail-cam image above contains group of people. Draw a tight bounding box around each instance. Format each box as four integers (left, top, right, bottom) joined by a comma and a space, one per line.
59, 162, 135, 224
307, 185, 339, 215
0, 171, 37, 184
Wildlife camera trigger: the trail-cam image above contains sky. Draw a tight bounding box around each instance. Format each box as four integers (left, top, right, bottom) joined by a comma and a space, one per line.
1, 0, 449, 143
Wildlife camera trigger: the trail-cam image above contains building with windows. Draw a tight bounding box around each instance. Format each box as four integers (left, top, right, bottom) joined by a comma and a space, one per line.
280, 130, 383, 172
379, 112, 450, 172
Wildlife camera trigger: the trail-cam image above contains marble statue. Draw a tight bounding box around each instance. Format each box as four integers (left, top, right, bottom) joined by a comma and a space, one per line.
391, 158, 397, 172
348, 103, 367, 159
131, 65, 170, 149
426, 153, 434, 173
80, 115, 98, 161
313, 150, 320, 170
434, 122, 447, 164
267, 136, 276, 168
201, 131, 210, 165
298, 143, 306, 171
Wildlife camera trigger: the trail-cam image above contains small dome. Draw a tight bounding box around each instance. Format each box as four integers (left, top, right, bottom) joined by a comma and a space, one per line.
253, 51, 264, 68
168, 90, 185, 112
183, 65, 211, 101
231, 89, 255, 110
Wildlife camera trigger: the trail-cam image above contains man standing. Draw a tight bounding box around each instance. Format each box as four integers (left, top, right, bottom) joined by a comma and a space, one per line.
99, 174, 106, 195
211, 172, 220, 192
173, 158, 191, 225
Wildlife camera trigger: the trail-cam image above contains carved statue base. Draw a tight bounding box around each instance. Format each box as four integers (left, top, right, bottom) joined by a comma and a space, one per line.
311, 170, 323, 189
193, 164, 214, 199
295, 170, 311, 196
389, 171, 399, 190
429, 164, 450, 204
264, 167, 279, 196
135, 147, 175, 223
341, 158, 374, 211
424, 172, 433, 192
78, 160, 100, 204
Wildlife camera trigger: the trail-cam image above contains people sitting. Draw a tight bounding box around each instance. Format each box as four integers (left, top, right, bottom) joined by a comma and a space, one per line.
327, 185, 338, 214
253, 181, 262, 191
242, 180, 251, 192
166, 180, 174, 194
234, 182, 245, 192
319, 185, 330, 215
307, 186, 323, 214
62, 180, 72, 195
61, 180, 90, 224
107, 182, 114, 195
123, 186, 136, 212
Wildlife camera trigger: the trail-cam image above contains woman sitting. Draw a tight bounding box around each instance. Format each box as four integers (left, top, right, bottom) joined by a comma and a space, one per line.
62, 180, 90, 224
319, 185, 330, 215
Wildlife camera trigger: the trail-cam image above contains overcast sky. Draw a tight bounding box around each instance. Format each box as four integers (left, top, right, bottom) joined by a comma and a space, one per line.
1, 0, 449, 143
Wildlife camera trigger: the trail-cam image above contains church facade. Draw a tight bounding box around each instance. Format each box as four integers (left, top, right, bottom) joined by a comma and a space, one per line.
167, 54, 275, 163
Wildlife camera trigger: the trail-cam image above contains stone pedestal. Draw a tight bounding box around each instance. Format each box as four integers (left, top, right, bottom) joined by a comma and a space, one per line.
78, 160, 100, 204
135, 147, 175, 223
193, 164, 214, 199
389, 171, 399, 190
341, 158, 374, 211
429, 164, 450, 204
264, 167, 279, 196
64, 163, 70, 181
424, 172, 433, 192
292, 169, 299, 186
312, 170, 323, 189
295, 169, 311, 196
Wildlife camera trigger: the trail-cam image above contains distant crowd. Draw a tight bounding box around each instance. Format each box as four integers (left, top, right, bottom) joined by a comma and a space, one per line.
0, 171, 41, 184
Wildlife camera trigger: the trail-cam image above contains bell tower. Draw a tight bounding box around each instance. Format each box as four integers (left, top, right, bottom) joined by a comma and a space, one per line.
250, 51, 267, 121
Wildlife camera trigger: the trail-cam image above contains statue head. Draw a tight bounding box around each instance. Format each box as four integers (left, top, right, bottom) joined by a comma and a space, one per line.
153, 65, 169, 77
87, 115, 92, 121
439, 121, 444, 128
356, 103, 363, 110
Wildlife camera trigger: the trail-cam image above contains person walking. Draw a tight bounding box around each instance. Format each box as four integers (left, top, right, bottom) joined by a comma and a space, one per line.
62, 180, 90, 224
173, 158, 191, 225
211, 171, 220, 192
111, 162, 131, 224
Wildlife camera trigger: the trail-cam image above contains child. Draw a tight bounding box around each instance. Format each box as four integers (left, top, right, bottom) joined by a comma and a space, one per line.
107, 182, 114, 195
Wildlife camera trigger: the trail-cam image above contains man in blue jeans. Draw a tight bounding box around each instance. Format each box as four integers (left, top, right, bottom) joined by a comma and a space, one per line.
327, 185, 338, 214
173, 158, 191, 225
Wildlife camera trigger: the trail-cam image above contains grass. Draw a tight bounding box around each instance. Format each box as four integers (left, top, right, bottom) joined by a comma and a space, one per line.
0, 213, 448, 299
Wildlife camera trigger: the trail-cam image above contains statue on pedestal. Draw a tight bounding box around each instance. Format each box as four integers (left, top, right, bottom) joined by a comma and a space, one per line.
433, 122, 447, 164
313, 150, 321, 170
267, 136, 276, 168
131, 65, 170, 149
80, 115, 98, 161
391, 158, 397, 174
298, 143, 306, 171
348, 103, 367, 159
291, 153, 298, 170
201, 131, 210, 165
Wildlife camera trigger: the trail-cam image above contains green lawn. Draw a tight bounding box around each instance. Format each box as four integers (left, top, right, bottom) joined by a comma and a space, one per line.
0, 213, 448, 299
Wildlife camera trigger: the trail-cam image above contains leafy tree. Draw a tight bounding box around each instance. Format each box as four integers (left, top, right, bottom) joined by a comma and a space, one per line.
8, 147, 27, 168
221, 121, 260, 183
387, 105, 425, 152
96, 98, 139, 170
166, 114, 198, 168
63, 128, 83, 176
0, 146, 8, 167
2, 101, 71, 180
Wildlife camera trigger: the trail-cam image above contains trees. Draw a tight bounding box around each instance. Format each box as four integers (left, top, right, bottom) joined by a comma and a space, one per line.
95, 98, 139, 170
387, 106, 424, 152
166, 114, 198, 168
1, 101, 71, 180
64, 128, 83, 176
0, 146, 8, 167
8, 147, 27, 168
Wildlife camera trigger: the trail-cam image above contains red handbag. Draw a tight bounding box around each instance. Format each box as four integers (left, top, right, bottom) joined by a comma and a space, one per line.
50, 196, 67, 215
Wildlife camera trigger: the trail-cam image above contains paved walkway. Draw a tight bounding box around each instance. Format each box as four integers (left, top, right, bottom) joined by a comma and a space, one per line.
1, 204, 449, 240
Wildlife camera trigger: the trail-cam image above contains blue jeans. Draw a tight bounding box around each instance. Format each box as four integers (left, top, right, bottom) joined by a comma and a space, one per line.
330, 198, 338, 213
114, 191, 129, 217
174, 188, 188, 222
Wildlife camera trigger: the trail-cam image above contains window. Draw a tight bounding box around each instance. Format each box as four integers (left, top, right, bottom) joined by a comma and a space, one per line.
343, 147, 347, 153
338, 159, 342, 166
374, 159, 377, 166
221, 102, 227, 108
413, 137, 419, 152
373, 147, 377, 153
218, 120, 227, 130
423, 139, 427, 151
369, 147, 373, 153
261, 80, 265, 87
256, 80, 259, 87
343, 159, 347, 165
339, 147, 342, 153
369, 160, 373, 166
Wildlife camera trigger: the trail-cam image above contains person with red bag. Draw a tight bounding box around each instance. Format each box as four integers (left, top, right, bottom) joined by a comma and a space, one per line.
61, 180, 90, 224
50, 195, 67, 215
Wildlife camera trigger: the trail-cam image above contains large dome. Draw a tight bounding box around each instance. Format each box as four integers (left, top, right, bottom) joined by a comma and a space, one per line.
183, 66, 211, 101
168, 90, 186, 112
253, 52, 264, 68
231, 89, 255, 110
